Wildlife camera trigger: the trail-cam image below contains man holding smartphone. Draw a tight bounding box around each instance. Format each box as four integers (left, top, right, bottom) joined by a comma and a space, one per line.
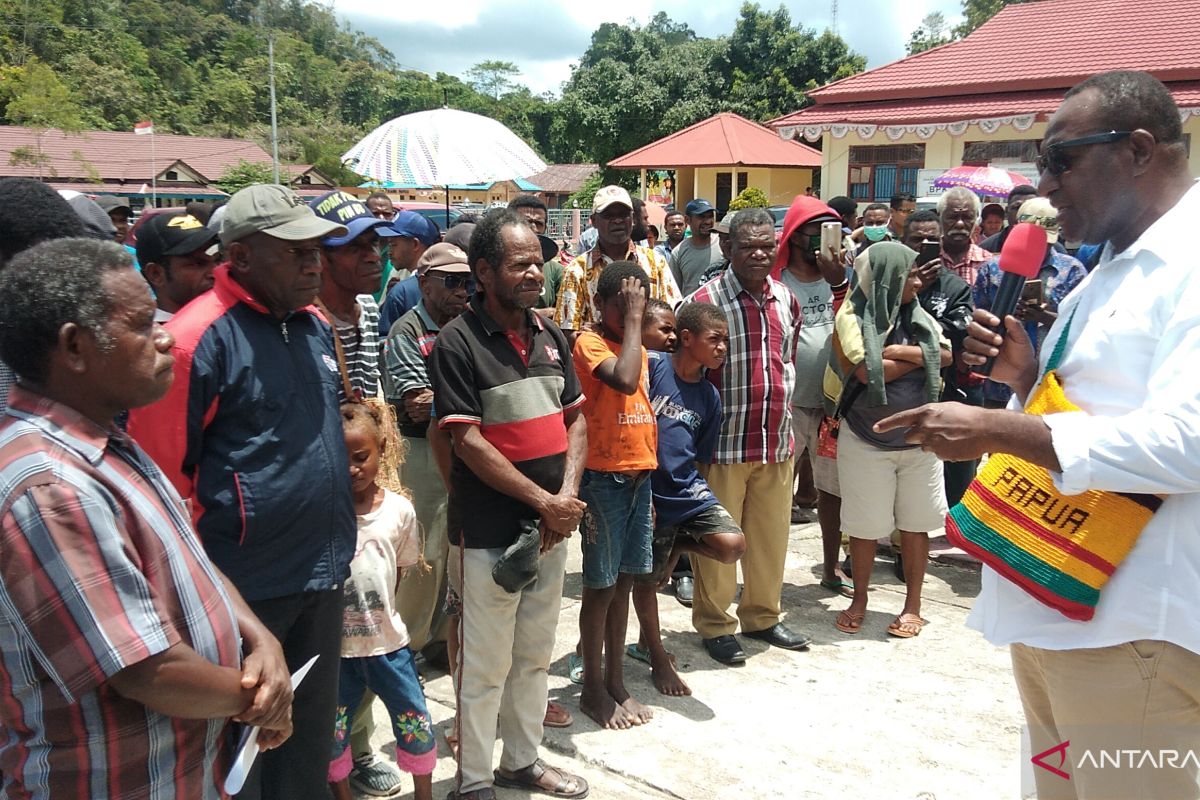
773, 196, 856, 599
971, 196, 1087, 409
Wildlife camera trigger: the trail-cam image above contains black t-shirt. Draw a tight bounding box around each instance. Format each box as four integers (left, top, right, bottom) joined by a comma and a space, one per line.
428, 295, 583, 548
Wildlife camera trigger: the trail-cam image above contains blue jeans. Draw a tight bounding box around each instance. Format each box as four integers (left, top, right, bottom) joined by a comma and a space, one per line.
579, 469, 653, 589
329, 647, 436, 779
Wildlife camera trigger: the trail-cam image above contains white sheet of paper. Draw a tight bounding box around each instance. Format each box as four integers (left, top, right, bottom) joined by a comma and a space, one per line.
223, 654, 319, 796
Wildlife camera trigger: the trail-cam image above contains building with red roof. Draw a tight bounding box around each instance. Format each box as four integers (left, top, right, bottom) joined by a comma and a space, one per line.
609, 112, 823, 212
769, 0, 1200, 203
0, 126, 335, 205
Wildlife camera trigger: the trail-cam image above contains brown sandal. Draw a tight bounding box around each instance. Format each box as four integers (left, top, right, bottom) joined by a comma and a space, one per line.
835, 609, 865, 634
887, 613, 927, 638
543, 700, 573, 728
494, 758, 589, 798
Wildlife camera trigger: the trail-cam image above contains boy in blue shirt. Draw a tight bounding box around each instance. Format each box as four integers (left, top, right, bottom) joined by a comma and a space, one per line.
630, 301, 748, 692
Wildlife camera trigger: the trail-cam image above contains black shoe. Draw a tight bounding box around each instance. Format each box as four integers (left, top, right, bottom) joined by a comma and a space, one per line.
672, 575, 694, 607
702, 634, 747, 664
892, 552, 906, 583
742, 623, 812, 651
842, 555, 852, 578
421, 641, 450, 673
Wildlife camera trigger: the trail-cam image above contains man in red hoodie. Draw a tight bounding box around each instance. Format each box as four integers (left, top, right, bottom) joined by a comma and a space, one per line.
774, 197, 855, 598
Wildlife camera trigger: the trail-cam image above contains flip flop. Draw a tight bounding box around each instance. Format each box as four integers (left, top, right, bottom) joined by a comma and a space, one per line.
625, 643, 652, 665
887, 613, 927, 639
835, 609, 865, 634
820, 577, 854, 598
568, 652, 583, 684
543, 700, 573, 728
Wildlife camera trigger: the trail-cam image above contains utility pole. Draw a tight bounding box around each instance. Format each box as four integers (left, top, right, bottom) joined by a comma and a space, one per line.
268, 30, 280, 185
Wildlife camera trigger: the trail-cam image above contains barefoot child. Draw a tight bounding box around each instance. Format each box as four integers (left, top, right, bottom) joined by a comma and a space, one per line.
328, 403, 435, 800
573, 261, 659, 730
630, 301, 748, 688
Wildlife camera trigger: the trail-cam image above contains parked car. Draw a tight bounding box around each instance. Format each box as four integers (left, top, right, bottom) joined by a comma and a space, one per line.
397, 201, 463, 232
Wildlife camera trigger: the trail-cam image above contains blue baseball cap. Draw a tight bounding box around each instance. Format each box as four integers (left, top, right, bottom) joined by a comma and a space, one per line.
389, 211, 442, 247
685, 198, 715, 216
309, 191, 399, 247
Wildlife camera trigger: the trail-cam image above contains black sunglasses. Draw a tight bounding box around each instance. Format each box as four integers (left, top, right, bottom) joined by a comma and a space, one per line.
1036, 130, 1132, 177
425, 273, 476, 292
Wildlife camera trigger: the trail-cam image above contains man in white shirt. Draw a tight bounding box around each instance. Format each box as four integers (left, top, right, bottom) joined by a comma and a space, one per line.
877, 70, 1200, 800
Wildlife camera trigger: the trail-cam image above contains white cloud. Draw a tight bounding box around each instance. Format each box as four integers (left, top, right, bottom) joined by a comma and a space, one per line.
330, 0, 966, 95
332, 0, 484, 27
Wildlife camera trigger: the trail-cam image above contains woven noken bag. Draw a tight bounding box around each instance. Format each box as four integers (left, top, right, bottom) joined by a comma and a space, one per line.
945, 316, 1163, 621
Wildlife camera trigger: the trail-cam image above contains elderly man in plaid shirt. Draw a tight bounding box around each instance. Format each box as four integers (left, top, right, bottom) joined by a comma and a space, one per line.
683, 207, 850, 665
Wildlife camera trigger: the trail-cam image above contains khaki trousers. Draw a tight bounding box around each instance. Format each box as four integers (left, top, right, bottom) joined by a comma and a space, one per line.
450, 541, 568, 793
1012, 641, 1200, 800
691, 460, 794, 638
395, 435, 451, 654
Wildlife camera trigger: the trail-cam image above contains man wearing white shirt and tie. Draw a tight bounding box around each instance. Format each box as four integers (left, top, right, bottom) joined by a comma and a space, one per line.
877, 70, 1200, 800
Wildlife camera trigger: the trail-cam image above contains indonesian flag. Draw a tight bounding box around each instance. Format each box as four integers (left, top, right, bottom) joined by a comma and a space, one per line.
134, 120, 154, 135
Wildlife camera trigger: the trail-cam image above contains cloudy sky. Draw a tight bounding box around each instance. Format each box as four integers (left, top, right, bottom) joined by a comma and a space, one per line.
330, 0, 964, 96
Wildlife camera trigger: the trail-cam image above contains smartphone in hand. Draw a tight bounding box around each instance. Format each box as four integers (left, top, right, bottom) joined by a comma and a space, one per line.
820, 221, 842, 257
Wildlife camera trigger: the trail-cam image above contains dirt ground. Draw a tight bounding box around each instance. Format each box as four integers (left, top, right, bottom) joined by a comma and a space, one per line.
363, 519, 1028, 800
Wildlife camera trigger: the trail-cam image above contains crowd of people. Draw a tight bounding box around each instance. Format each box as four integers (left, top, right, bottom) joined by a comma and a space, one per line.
0, 68, 1197, 800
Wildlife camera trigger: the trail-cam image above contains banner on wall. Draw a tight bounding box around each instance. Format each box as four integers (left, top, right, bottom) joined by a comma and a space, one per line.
646, 169, 676, 206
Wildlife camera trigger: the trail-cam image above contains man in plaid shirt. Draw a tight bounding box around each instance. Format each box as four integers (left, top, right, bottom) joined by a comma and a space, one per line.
683, 207, 849, 665
0, 238, 292, 799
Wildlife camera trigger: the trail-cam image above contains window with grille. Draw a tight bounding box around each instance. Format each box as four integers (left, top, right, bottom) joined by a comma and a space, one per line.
847, 144, 925, 201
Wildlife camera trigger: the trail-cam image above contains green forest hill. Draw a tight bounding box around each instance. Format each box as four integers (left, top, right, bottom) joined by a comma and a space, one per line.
0, 0, 1018, 186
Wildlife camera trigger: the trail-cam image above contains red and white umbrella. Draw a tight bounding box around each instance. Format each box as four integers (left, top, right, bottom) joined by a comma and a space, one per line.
932, 166, 1032, 197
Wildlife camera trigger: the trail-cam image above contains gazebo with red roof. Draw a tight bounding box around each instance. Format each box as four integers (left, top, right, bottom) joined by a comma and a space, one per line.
768, 0, 1200, 204
608, 112, 823, 213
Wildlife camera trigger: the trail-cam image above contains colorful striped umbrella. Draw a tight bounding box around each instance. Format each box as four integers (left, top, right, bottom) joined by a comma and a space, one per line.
932, 165, 1033, 198
341, 108, 547, 188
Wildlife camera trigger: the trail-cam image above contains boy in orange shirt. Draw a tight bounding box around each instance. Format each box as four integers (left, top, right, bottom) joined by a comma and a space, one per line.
573, 261, 658, 731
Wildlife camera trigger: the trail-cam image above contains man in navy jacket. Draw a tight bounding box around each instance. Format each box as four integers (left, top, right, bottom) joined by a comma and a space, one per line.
129, 184, 355, 800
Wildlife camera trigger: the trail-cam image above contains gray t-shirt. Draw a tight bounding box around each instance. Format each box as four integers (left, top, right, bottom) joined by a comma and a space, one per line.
843, 323, 926, 450
779, 271, 836, 409
670, 237, 724, 295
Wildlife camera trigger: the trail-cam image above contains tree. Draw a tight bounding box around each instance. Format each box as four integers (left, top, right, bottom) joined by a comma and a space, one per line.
216, 159, 275, 193
728, 187, 768, 211
906, 12, 953, 55
466, 60, 521, 100
905, 1, 1034, 55
724, 3, 865, 120
3, 59, 85, 178
954, 0, 1033, 37
566, 171, 605, 210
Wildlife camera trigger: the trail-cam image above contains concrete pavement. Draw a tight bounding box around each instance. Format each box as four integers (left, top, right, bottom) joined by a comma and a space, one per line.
363, 519, 1026, 800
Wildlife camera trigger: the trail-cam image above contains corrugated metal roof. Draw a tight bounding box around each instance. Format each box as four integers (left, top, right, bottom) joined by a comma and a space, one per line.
609, 113, 822, 169
524, 164, 599, 193
0, 126, 274, 184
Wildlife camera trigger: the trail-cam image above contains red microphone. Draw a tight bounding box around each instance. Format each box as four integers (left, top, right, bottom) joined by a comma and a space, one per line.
978, 222, 1047, 377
